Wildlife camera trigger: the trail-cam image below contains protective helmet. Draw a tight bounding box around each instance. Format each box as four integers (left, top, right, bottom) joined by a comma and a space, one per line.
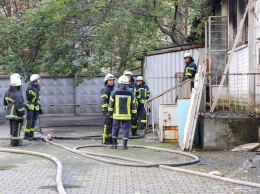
10, 73, 22, 86
118, 75, 129, 84
184, 53, 192, 59
136, 76, 143, 81
123, 70, 132, 76
30, 74, 40, 82
104, 73, 115, 82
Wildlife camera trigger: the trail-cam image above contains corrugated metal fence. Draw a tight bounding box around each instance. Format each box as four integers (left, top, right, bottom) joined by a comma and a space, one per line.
143, 45, 205, 125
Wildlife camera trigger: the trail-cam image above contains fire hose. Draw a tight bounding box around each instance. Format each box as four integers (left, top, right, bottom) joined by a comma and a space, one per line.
46, 140, 260, 188
1, 139, 260, 194
0, 148, 66, 194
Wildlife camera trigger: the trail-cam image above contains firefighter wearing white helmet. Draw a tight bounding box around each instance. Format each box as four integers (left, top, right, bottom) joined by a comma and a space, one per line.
182, 52, 197, 89
118, 75, 129, 84
136, 76, 150, 130
123, 70, 140, 136
101, 73, 115, 144
108, 75, 137, 149
24, 74, 41, 140
136, 76, 143, 81
10, 73, 23, 86
30, 74, 41, 82
104, 73, 115, 84
4, 73, 25, 146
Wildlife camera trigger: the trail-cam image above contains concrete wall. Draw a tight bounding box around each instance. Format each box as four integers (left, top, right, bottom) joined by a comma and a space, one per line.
199, 116, 260, 150
0, 75, 105, 116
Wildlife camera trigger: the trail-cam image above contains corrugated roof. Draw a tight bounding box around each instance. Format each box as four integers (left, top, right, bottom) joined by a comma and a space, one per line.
144, 44, 204, 56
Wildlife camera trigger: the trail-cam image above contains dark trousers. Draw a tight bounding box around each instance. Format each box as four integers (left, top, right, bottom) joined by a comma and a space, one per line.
10, 119, 23, 146
112, 120, 131, 140
191, 81, 194, 90
24, 109, 38, 136
138, 105, 147, 129
131, 117, 137, 134
102, 115, 112, 144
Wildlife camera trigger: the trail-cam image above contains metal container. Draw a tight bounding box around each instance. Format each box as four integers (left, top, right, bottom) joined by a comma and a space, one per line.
158, 104, 178, 142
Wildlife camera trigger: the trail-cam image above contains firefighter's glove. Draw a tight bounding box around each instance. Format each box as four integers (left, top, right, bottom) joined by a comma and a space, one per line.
39, 109, 43, 115
147, 104, 151, 113
103, 111, 108, 116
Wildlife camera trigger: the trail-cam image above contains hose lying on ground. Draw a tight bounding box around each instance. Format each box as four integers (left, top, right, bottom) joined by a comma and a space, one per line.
47, 141, 260, 189
74, 144, 200, 166
35, 128, 146, 140
0, 148, 66, 194
160, 165, 260, 188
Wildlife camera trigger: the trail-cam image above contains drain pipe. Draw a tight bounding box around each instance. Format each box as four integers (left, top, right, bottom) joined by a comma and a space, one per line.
0, 148, 66, 194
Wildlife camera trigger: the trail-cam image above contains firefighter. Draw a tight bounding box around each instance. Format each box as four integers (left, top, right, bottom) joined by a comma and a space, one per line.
3, 73, 25, 146
182, 53, 197, 89
101, 73, 115, 144
24, 74, 41, 140
108, 75, 137, 149
136, 76, 150, 130
123, 70, 139, 136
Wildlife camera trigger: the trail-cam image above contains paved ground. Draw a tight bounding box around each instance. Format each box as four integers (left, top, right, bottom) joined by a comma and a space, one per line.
0, 116, 259, 194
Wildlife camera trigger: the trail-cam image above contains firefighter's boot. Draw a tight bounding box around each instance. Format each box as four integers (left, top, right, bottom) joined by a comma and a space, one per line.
110, 138, 117, 149
30, 131, 34, 138
131, 129, 139, 136
108, 136, 113, 144
24, 132, 32, 140
11, 139, 21, 146
123, 139, 128, 150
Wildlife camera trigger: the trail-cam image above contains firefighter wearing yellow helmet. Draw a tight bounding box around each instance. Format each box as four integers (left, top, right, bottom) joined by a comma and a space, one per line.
24, 74, 41, 140
3, 73, 25, 146
101, 73, 115, 144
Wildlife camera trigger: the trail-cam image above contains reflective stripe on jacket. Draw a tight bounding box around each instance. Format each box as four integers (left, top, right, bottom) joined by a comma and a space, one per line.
26, 82, 41, 110
3, 86, 25, 120
137, 83, 150, 105
182, 61, 197, 82
108, 85, 137, 120
101, 85, 114, 112
129, 80, 139, 105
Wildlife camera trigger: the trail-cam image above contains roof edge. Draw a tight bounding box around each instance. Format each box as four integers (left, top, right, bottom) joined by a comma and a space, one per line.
144, 44, 204, 56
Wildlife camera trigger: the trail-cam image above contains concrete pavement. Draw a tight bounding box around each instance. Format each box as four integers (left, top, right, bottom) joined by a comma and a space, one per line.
0, 116, 259, 194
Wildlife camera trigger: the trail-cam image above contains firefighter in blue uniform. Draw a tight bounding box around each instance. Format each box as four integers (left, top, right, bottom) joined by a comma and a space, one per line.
24, 74, 41, 140
123, 70, 139, 136
182, 53, 197, 89
3, 73, 25, 146
101, 73, 115, 144
108, 75, 137, 149
136, 76, 150, 130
